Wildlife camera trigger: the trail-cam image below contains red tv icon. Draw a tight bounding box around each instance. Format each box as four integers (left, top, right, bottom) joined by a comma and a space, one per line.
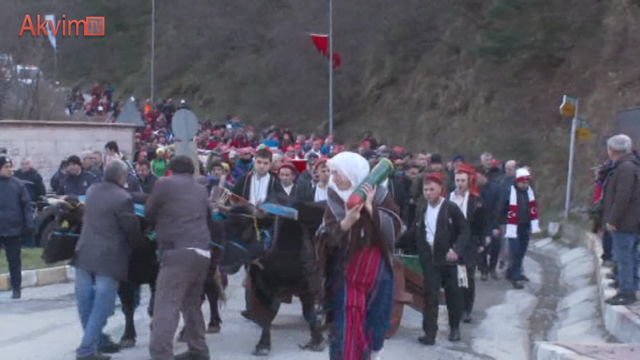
84, 17, 105, 36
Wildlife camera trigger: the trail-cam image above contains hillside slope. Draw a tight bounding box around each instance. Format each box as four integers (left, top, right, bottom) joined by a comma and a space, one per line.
4, 0, 640, 210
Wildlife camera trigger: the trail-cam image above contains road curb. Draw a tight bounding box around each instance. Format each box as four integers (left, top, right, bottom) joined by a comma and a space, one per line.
558, 222, 640, 344
534, 342, 640, 360
533, 343, 591, 360
0, 265, 72, 291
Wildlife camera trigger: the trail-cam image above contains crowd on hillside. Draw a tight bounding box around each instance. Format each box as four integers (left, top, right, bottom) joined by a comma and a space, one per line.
1, 85, 638, 359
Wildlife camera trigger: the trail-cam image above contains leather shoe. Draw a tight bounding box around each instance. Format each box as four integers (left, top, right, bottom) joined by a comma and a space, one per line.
605, 293, 637, 306
609, 280, 619, 289
174, 351, 211, 360
512, 281, 524, 290
448, 329, 461, 342
418, 335, 435, 346
12, 290, 21, 299
98, 338, 120, 354
480, 272, 488, 281
518, 274, 530, 282
76, 353, 111, 360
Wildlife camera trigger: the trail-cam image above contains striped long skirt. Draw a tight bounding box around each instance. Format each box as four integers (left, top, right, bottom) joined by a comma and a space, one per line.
329, 247, 394, 360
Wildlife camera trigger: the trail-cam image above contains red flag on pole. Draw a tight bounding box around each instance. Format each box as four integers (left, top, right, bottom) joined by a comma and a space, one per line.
310, 33, 341, 69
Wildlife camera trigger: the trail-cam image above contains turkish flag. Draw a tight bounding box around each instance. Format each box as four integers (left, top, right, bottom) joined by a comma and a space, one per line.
310, 33, 341, 69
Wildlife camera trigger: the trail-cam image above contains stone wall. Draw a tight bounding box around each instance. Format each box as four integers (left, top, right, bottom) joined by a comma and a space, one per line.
0, 120, 136, 190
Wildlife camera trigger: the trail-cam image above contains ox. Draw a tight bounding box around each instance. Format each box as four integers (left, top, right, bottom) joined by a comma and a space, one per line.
224, 202, 327, 356
41, 196, 259, 349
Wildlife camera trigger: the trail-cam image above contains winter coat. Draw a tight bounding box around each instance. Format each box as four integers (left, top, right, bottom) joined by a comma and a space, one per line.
0, 176, 35, 237
413, 198, 470, 266
145, 174, 211, 252
74, 182, 143, 281
14, 169, 46, 201
602, 153, 640, 232
56, 171, 97, 196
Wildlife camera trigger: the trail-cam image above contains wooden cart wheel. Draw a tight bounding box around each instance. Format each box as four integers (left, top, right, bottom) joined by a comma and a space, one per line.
385, 256, 412, 338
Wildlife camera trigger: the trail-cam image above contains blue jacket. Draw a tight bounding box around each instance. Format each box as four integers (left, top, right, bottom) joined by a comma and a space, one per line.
56, 171, 98, 196
0, 176, 35, 237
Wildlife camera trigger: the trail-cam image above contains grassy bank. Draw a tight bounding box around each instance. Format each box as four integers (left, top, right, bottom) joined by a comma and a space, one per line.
0, 248, 63, 274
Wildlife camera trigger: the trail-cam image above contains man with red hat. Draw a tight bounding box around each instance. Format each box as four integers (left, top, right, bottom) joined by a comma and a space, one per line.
276, 162, 306, 205
412, 172, 469, 345
449, 164, 488, 324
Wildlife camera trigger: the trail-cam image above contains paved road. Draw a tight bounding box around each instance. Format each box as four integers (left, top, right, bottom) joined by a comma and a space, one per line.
0, 258, 543, 360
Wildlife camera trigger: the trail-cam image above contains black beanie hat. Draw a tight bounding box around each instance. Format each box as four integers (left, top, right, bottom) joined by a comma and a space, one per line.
0, 155, 12, 169
67, 155, 82, 167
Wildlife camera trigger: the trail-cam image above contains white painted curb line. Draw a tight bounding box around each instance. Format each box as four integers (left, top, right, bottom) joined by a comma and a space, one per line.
0, 265, 73, 291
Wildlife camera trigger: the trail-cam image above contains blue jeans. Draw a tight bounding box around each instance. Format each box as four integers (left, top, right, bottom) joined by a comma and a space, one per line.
611, 231, 640, 294
507, 225, 531, 280
75, 267, 119, 357
602, 231, 613, 262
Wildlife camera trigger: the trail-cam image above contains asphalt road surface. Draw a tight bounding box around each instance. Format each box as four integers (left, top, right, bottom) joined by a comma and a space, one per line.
0, 257, 544, 360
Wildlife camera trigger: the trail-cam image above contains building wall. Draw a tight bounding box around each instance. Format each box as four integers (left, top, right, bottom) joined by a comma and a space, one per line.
0, 121, 136, 190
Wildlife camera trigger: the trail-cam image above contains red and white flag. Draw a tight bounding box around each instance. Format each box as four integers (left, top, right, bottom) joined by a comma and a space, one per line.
310, 33, 341, 69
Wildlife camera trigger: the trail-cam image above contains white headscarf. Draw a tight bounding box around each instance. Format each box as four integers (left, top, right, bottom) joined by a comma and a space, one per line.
327, 151, 370, 201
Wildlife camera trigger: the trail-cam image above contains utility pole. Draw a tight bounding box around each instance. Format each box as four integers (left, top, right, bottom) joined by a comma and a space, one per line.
150, 0, 156, 103
561, 97, 579, 220
328, 0, 334, 136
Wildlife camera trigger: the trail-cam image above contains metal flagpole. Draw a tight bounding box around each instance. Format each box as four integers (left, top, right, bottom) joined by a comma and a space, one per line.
564, 99, 578, 219
54, 49, 58, 81
328, 0, 334, 136
150, 0, 156, 103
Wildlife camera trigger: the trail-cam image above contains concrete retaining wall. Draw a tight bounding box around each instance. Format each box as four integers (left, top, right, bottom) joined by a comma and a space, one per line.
0, 120, 136, 188
560, 223, 640, 344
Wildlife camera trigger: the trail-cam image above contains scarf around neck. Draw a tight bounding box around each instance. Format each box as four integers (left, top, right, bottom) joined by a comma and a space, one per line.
506, 185, 540, 237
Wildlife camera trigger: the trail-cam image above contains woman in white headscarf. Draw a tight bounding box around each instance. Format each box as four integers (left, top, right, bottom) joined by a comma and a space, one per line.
319, 152, 402, 360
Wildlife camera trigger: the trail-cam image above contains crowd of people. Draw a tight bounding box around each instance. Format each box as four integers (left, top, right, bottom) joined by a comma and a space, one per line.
1, 98, 638, 359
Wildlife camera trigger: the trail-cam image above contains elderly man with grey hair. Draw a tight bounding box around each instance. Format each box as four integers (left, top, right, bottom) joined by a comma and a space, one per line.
602, 134, 640, 306
81, 151, 102, 178
73, 160, 143, 360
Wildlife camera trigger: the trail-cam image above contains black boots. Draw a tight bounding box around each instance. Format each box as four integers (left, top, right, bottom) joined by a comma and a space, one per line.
462, 312, 472, 324
419, 329, 461, 345
418, 335, 435, 346
448, 329, 461, 342
12, 289, 21, 299
605, 293, 637, 306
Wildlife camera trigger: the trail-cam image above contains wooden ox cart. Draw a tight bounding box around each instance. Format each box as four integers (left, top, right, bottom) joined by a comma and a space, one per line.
386, 254, 424, 338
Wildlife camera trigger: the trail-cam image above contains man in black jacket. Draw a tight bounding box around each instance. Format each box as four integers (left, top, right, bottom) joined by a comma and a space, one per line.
232, 149, 284, 205
57, 155, 98, 196
14, 158, 46, 201
13, 158, 45, 247
476, 172, 502, 280
0, 156, 34, 299
414, 172, 469, 345
135, 160, 157, 194
277, 163, 313, 206
448, 164, 487, 324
